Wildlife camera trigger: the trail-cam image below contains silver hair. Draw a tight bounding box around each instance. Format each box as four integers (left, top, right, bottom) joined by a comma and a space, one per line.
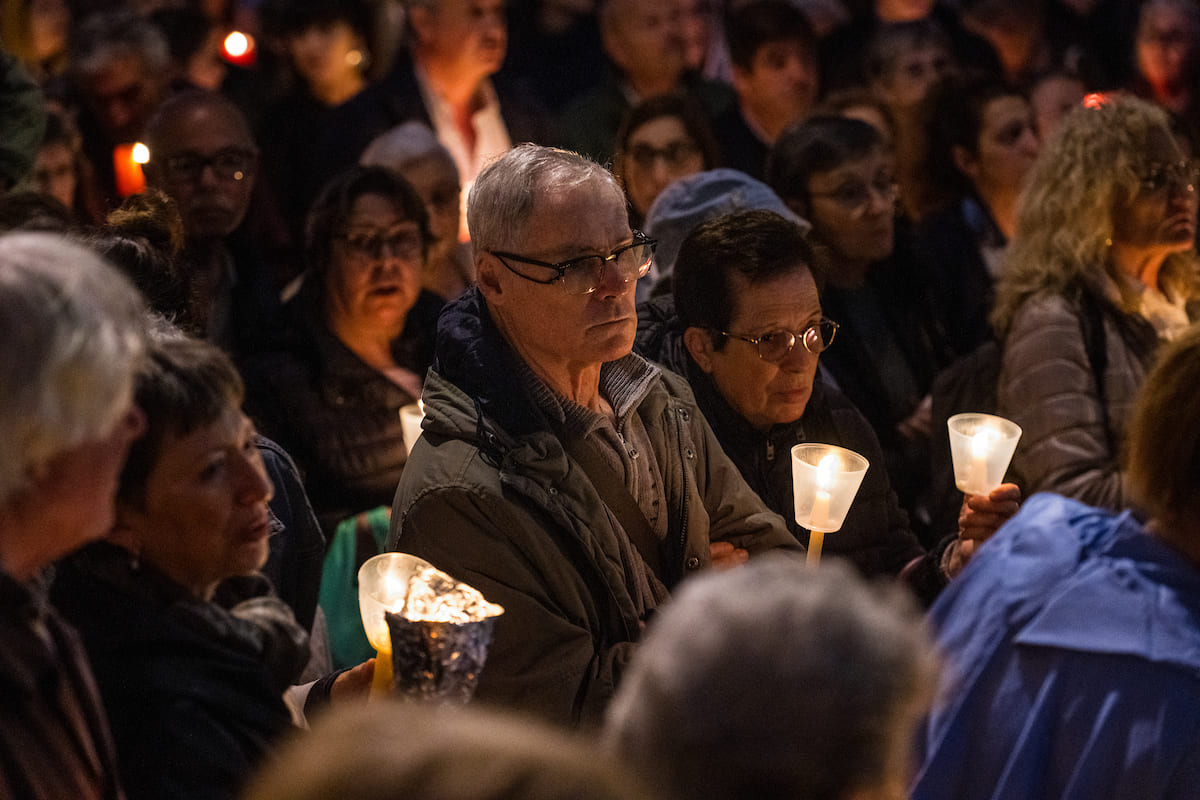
0, 233, 146, 507
71, 9, 171, 77
604, 555, 939, 800
360, 121, 457, 176
467, 143, 624, 254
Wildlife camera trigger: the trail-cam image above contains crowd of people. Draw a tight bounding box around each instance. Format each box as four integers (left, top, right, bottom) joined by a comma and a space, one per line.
3, 0, 1200, 798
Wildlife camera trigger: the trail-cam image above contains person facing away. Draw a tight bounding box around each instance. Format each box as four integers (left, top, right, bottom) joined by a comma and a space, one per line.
0, 232, 148, 799
387, 143, 798, 728
911, 320, 1200, 800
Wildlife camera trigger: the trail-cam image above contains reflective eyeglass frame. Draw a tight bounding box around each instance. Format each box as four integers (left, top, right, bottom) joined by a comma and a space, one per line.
489, 231, 657, 295
159, 147, 258, 184
336, 226, 424, 260
1138, 159, 1200, 195
807, 177, 898, 214
717, 318, 840, 362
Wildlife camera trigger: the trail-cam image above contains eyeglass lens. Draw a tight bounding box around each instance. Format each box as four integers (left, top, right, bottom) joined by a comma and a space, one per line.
163, 148, 255, 183
1140, 160, 1200, 194
560, 239, 654, 294
342, 228, 423, 259
758, 320, 837, 361
628, 141, 699, 170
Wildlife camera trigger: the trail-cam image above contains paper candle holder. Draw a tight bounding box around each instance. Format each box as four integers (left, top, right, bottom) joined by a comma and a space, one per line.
399, 401, 424, 456
791, 443, 869, 534
947, 413, 1021, 496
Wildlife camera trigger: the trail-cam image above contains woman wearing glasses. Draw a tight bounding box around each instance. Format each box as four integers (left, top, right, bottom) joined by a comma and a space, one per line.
612, 94, 720, 232
243, 166, 443, 537
767, 115, 953, 538
638, 210, 1017, 605
993, 95, 1200, 510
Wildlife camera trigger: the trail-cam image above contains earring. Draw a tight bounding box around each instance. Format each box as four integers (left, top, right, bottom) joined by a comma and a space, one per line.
346, 49, 365, 69
1105, 237, 1113, 247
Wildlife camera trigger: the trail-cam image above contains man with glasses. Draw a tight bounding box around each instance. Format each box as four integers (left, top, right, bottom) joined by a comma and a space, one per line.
143, 90, 281, 357
637, 210, 1018, 606
387, 143, 797, 727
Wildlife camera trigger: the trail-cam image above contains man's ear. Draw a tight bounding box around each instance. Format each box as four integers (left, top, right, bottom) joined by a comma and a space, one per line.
683, 326, 716, 373
408, 5, 435, 46
475, 251, 503, 301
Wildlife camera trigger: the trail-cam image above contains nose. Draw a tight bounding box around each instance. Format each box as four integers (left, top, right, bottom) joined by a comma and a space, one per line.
237, 449, 274, 505
595, 256, 635, 298
777, 338, 815, 372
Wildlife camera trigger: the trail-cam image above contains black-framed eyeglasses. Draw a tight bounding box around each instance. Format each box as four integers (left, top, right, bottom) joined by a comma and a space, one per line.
158, 147, 257, 184
808, 176, 898, 213
1138, 159, 1200, 195
489, 231, 656, 296
717, 318, 839, 362
337, 226, 424, 260
626, 140, 701, 170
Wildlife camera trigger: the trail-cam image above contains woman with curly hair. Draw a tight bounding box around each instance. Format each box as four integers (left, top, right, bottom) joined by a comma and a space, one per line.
994, 94, 1200, 510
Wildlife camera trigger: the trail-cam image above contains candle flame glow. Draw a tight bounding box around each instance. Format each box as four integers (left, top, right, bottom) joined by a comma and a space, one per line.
224, 31, 250, 58
131, 142, 150, 164
971, 428, 994, 459
816, 452, 839, 490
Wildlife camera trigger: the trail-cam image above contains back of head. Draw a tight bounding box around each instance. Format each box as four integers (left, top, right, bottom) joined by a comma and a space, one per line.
0, 232, 146, 507
726, 0, 817, 72
1127, 323, 1200, 535
71, 9, 170, 79
646, 168, 806, 278
244, 701, 659, 800
91, 189, 188, 322
360, 121, 456, 176
467, 143, 622, 254
993, 94, 1175, 333
673, 209, 818, 336
767, 115, 885, 208
605, 556, 937, 800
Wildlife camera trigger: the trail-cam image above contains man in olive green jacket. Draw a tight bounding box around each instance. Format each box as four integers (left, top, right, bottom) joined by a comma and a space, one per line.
388, 144, 797, 727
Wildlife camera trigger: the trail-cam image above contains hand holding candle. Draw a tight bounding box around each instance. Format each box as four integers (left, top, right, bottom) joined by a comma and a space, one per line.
948, 413, 1022, 496
791, 444, 869, 566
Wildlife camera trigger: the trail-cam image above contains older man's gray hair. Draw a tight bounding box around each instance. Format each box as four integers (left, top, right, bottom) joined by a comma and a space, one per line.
467, 143, 625, 256
604, 555, 939, 800
0, 233, 146, 506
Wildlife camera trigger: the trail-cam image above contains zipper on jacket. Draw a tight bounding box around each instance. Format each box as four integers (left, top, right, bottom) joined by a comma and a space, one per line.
765, 439, 775, 461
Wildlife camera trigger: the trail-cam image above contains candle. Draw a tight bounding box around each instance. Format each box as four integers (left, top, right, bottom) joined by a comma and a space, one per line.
113, 143, 147, 197
399, 399, 425, 456
364, 570, 405, 697
966, 428, 993, 495
222, 31, 257, 68
810, 453, 838, 530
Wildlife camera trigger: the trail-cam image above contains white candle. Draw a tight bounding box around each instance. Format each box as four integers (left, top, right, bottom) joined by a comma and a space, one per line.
399, 401, 425, 456
966, 428, 992, 495
810, 453, 839, 530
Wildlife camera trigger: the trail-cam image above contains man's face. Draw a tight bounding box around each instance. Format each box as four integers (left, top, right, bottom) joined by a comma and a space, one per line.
687, 268, 822, 430
604, 0, 686, 90
146, 105, 258, 243
413, 0, 507, 83
733, 38, 818, 136
79, 51, 166, 142
479, 180, 639, 378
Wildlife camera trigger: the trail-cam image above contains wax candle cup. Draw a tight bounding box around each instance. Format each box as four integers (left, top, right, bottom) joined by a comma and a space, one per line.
948, 413, 1022, 496
791, 444, 869, 533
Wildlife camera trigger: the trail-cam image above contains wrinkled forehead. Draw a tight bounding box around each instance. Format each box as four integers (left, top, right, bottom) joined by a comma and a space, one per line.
151, 104, 255, 157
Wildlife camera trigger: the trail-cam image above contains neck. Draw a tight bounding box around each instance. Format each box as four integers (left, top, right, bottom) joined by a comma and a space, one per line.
828, 258, 871, 289
738, 98, 786, 145
626, 71, 679, 103
422, 58, 484, 113
311, 71, 365, 107
978, 187, 1019, 240
491, 308, 605, 410
1109, 242, 1168, 292
327, 309, 404, 371
1147, 518, 1200, 569
0, 513, 40, 583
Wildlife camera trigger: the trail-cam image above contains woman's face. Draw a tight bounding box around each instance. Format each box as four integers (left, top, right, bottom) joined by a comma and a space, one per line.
1029, 74, 1085, 142
33, 141, 76, 209
121, 406, 272, 599
288, 19, 363, 94
878, 43, 951, 109
621, 115, 705, 217
958, 95, 1040, 198
1136, 2, 1198, 92
326, 192, 424, 336
1111, 127, 1198, 259
804, 148, 897, 267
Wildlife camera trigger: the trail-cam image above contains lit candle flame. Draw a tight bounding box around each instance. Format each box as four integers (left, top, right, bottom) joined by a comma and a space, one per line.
224, 31, 250, 58
417, 398, 425, 415
131, 142, 150, 164
971, 428, 994, 459
815, 452, 839, 491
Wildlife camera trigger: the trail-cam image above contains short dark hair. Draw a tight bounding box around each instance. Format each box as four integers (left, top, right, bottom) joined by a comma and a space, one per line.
117, 326, 245, 509
269, 0, 374, 41
766, 115, 885, 207
305, 164, 431, 287
614, 93, 721, 174
673, 210, 818, 348
924, 74, 1028, 201
725, 0, 817, 72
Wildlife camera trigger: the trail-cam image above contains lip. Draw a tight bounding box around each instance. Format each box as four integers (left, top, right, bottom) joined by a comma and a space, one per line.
241, 513, 271, 542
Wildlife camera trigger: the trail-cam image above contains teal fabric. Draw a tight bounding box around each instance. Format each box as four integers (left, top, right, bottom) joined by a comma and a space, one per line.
318, 506, 390, 669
